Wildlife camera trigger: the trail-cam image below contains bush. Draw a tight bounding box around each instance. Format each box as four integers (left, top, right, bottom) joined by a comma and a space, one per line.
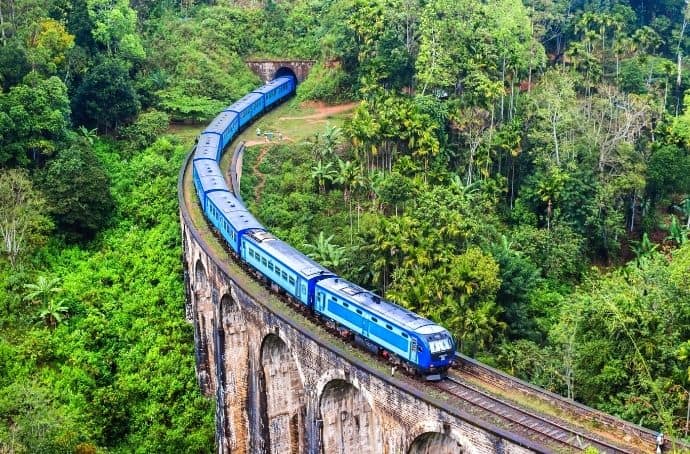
297, 61, 351, 103
119, 110, 170, 151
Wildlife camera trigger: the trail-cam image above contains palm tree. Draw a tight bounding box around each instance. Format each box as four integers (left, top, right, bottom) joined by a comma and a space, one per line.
310, 161, 335, 194
39, 298, 69, 330
303, 232, 348, 270
335, 159, 366, 244
24, 276, 69, 330
674, 198, 690, 229
23, 276, 61, 306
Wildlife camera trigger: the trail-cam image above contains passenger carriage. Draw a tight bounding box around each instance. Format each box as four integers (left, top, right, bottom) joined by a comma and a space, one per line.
241, 230, 334, 307
203, 111, 239, 153
252, 76, 296, 110
205, 191, 264, 254
192, 160, 226, 211
227, 92, 265, 129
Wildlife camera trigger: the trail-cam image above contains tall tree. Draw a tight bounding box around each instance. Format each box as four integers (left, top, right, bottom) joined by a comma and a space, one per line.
0, 169, 53, 265
37, 141, 114, 239
71, 58, 139, 132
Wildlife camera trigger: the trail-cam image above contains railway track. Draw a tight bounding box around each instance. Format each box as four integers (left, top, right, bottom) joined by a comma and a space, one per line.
452, 354, 690, 453
437, 374, 634, 452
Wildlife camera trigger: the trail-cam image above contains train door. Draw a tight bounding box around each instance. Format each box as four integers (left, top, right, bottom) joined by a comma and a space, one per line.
410, 338, 418, 363
300, 281, 308, 305
316, 291, 325, 312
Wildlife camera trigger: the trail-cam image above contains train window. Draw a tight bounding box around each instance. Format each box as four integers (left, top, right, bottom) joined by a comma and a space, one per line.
261, 257, 267, 266
401, 333, 408, 338
386, 324, 392, 330
268, 263, 274, 271
275, 266, 281, 275
343, 302, 349, 307
356, 309, 362, 315
289, 277, 295, 285
282, 271, 288, 280
371, 317, 378, 322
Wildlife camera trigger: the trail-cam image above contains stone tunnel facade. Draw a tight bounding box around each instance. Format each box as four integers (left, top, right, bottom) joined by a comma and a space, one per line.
245, 59, 315, 83
180, 189, 544, 453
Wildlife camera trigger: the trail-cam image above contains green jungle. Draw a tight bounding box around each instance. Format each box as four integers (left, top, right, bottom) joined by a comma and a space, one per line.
1, 0, 690, 451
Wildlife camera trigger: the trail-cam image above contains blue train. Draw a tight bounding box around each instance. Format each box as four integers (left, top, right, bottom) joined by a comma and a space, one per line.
191, 74, 456, 379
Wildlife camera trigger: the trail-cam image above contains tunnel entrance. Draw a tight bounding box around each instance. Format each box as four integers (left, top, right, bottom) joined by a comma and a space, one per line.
274, 66, 298, 81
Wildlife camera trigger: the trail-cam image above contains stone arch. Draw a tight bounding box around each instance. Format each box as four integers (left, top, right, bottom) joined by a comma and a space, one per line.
260, 333, 305, 454
319, 379, 378, 454
192, 258, 214, 396
407, 432, 465, 454
214, 290, 249, 452
274, 66, 297, 81
194, 258, 207, 288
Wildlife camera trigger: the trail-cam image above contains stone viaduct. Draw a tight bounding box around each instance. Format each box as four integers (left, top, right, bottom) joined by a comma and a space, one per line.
179, 153, 547, 453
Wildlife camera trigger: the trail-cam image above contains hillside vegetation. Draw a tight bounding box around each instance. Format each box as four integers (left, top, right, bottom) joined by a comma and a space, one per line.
0, 0, 689, 450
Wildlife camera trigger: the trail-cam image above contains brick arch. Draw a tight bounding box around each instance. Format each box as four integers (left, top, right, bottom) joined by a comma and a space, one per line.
407, 432, 465, 454
214, 289, 249, 452
259, 333, 305, 454
194, 258, 207, 288
274, 66, 297, 80
319, 379, 379, 454
192, 258, 214, 396
406, 421, 476, 454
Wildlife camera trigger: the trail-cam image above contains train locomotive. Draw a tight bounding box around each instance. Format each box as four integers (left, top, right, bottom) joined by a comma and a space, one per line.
191, 74, 456, 379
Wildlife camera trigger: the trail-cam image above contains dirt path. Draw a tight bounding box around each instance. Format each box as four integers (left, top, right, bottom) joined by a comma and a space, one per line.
252, 147, 270, 203
279, 102, 357, 121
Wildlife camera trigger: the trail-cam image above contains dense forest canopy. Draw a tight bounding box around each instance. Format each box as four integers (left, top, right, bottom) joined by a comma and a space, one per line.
0, 0, 689, 450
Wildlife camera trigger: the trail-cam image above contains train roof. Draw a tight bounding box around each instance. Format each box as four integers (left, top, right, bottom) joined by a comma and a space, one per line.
193, 133, 221, 161
207, 191, 265, 232
204, 111, 238, 135
194, 160, 227, 194
252, 77, 292, 94
226, 92, 264, 113
317, 277, 441, 332
244, 230, 334, 279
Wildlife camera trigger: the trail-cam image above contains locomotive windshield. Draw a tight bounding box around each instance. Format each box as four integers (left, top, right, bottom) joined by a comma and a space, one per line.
428, 336, 453, 353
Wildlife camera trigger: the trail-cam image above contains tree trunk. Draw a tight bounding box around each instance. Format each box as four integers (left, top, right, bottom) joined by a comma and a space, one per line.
0, 2, 6, 47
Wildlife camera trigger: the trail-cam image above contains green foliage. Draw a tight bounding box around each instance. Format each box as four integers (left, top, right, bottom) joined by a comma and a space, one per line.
156, 88, 225, 123
87, 0, 145, 60
647, 144, 690, 200
510, 224, 585, 281
0, 73, 71, 166
297, 61, 350, 102
72, 59, 140, 132
0, 139, 213, 451
37, 142, 114, 240
0, 169, 53, 265
118, 109, 170, 151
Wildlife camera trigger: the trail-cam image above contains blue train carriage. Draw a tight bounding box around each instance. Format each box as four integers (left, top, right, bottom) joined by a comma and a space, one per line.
252, 76, 296, 110
314, 278, 455, 379
194, 133, 222, 163
192, 160, 227, 211
204, 110, 239, 153
240, 230, 335, 306
227, 92, 265, 129
205, 191, 265, 254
